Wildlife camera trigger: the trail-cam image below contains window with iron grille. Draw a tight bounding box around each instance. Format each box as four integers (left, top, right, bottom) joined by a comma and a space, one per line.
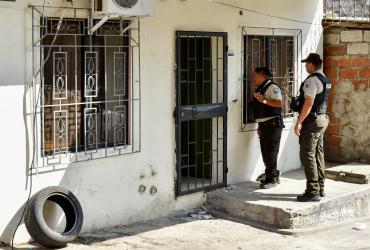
324, 0, 370, 22
240, 28, 302, 131
32, 6, 141, 169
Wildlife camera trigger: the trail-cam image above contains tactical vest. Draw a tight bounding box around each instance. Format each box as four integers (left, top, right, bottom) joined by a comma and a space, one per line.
297, 72, 331, 114
252, 80, 282, 120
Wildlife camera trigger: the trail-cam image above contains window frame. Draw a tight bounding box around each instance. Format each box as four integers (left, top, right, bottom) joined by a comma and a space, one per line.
31, 6, 141, 172
240, 27, 303, 132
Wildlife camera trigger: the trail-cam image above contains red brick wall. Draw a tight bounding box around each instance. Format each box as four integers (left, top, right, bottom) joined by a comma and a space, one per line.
323, 27, 370, 163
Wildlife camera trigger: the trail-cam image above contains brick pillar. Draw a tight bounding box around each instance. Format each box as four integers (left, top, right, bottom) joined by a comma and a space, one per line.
323, 27, 370, 163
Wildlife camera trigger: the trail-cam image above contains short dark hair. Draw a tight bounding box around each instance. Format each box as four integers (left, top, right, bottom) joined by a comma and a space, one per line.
301, 53, 323, 69
312, 60, 323, 69
254, 67, 273, 78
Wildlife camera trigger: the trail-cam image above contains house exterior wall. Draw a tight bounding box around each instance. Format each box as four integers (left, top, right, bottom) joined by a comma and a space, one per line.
0, 0, 322, 244
323, 26, 370, 163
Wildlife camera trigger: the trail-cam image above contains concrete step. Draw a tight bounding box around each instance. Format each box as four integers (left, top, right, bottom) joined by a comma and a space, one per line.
206, 169, 370, 230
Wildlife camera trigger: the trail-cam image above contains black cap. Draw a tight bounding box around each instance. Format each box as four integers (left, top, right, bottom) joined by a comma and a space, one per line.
301, 53, 323, 65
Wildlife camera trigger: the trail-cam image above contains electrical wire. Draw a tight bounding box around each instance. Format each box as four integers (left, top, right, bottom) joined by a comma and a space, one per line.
236, 22, 341, 59
10, 1, 69, 248
208, 0, 321, 26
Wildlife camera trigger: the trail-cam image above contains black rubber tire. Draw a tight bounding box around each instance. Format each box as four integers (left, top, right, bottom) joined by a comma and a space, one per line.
24, 186, 83, 248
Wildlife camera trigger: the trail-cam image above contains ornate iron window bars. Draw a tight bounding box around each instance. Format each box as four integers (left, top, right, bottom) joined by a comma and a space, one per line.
240, 27, 302, 131
31, 6, 141, 172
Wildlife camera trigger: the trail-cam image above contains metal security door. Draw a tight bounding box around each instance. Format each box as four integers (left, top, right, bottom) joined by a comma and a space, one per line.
175, 31, 228, 196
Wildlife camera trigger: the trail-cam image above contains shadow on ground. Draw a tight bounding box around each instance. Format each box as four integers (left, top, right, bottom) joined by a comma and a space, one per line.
1, 212, 200, 249
73, 213, 196, 246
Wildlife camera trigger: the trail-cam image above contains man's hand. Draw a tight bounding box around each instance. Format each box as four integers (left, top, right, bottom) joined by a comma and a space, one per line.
295, 97, 314, 137
254, 93, 265, 103
295, 122, 302, 136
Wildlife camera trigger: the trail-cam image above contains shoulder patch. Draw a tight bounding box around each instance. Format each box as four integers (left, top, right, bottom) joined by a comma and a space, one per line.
273, 87, 280, 95
305, 82, 311, 88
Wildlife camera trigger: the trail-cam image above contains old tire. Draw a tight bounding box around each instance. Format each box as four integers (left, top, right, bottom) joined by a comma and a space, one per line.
24, 186, 83, 248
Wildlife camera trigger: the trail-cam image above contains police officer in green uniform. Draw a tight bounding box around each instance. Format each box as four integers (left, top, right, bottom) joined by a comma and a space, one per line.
294, 53, 330, 202
252, 67, 284, 189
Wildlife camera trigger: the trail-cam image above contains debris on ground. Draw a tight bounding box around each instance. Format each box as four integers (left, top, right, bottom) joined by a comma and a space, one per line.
184, 206, 214, 221
75, 228, 131, 245
326, 163, 370, 185
353, 223, 367, 231
224, 185, 240, 192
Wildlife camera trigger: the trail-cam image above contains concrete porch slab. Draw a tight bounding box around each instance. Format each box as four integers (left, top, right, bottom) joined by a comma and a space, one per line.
206, 169, 370, 230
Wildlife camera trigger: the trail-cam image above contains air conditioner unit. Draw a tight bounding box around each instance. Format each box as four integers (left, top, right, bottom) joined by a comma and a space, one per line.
93, 0, 155, 17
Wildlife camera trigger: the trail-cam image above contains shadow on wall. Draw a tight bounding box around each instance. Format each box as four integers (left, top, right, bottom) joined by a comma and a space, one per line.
228, 127, 263, 183
277, 122, 301, 174
229, 121, 301, 184
0, 205, 28, 245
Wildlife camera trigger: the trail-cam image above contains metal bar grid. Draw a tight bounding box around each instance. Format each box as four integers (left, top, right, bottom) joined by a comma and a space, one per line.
52, 52, 68, 100
53, 110, 68, 156
113, 52, 127, 97
84, 51, 99, 98
240, 27, 302, 132
175, 31, 227, 197
113, 105, 127, 149
324, 0, 370, 22
31, 6, 141, 172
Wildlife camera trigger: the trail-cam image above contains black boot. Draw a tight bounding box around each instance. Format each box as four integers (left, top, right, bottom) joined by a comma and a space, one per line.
297, 192, 320, 202
260, 178, 279, 189
320, 190, 326, 197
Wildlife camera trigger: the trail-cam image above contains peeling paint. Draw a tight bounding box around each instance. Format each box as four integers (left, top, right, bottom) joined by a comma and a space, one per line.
333, 81, 370, 162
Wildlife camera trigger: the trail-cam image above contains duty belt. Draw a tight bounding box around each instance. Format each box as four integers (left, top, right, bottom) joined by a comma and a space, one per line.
258, 116, 284, 128
304, 113, 326, 123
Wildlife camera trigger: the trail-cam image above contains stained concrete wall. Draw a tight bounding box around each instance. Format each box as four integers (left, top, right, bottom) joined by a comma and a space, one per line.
0, 0, 322, 244
323, 26, 370, 163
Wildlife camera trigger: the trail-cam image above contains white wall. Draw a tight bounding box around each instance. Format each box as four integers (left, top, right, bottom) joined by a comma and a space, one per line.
0, 0, 322, 244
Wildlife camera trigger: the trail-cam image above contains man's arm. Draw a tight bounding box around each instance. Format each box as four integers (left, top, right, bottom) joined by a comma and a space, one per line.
254, 93, 283, 108
294, 97, 314, 136
295, 75, 319, 136
263, 99, 283, 108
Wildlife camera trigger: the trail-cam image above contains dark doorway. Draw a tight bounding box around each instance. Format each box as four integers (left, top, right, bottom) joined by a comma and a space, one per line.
175, 31, 228, 196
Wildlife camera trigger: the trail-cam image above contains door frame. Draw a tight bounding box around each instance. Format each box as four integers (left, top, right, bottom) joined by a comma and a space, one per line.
175, 31, 228, 197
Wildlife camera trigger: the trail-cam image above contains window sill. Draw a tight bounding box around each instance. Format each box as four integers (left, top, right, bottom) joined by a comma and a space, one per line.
35, 144, 139, 173
240, 116, 297, 132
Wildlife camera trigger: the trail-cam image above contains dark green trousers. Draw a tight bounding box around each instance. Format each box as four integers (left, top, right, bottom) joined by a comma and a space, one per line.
299, 114, 329, 195
259, 119, 283, 181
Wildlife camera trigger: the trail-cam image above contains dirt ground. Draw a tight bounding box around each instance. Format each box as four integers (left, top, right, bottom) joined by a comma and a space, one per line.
8, 213, 370, 250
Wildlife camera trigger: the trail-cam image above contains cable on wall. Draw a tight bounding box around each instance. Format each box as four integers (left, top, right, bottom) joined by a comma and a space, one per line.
10, 1, 72, 248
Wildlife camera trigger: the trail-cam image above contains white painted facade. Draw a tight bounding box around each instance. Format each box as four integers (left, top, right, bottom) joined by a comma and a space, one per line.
0, 0, 323, 244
